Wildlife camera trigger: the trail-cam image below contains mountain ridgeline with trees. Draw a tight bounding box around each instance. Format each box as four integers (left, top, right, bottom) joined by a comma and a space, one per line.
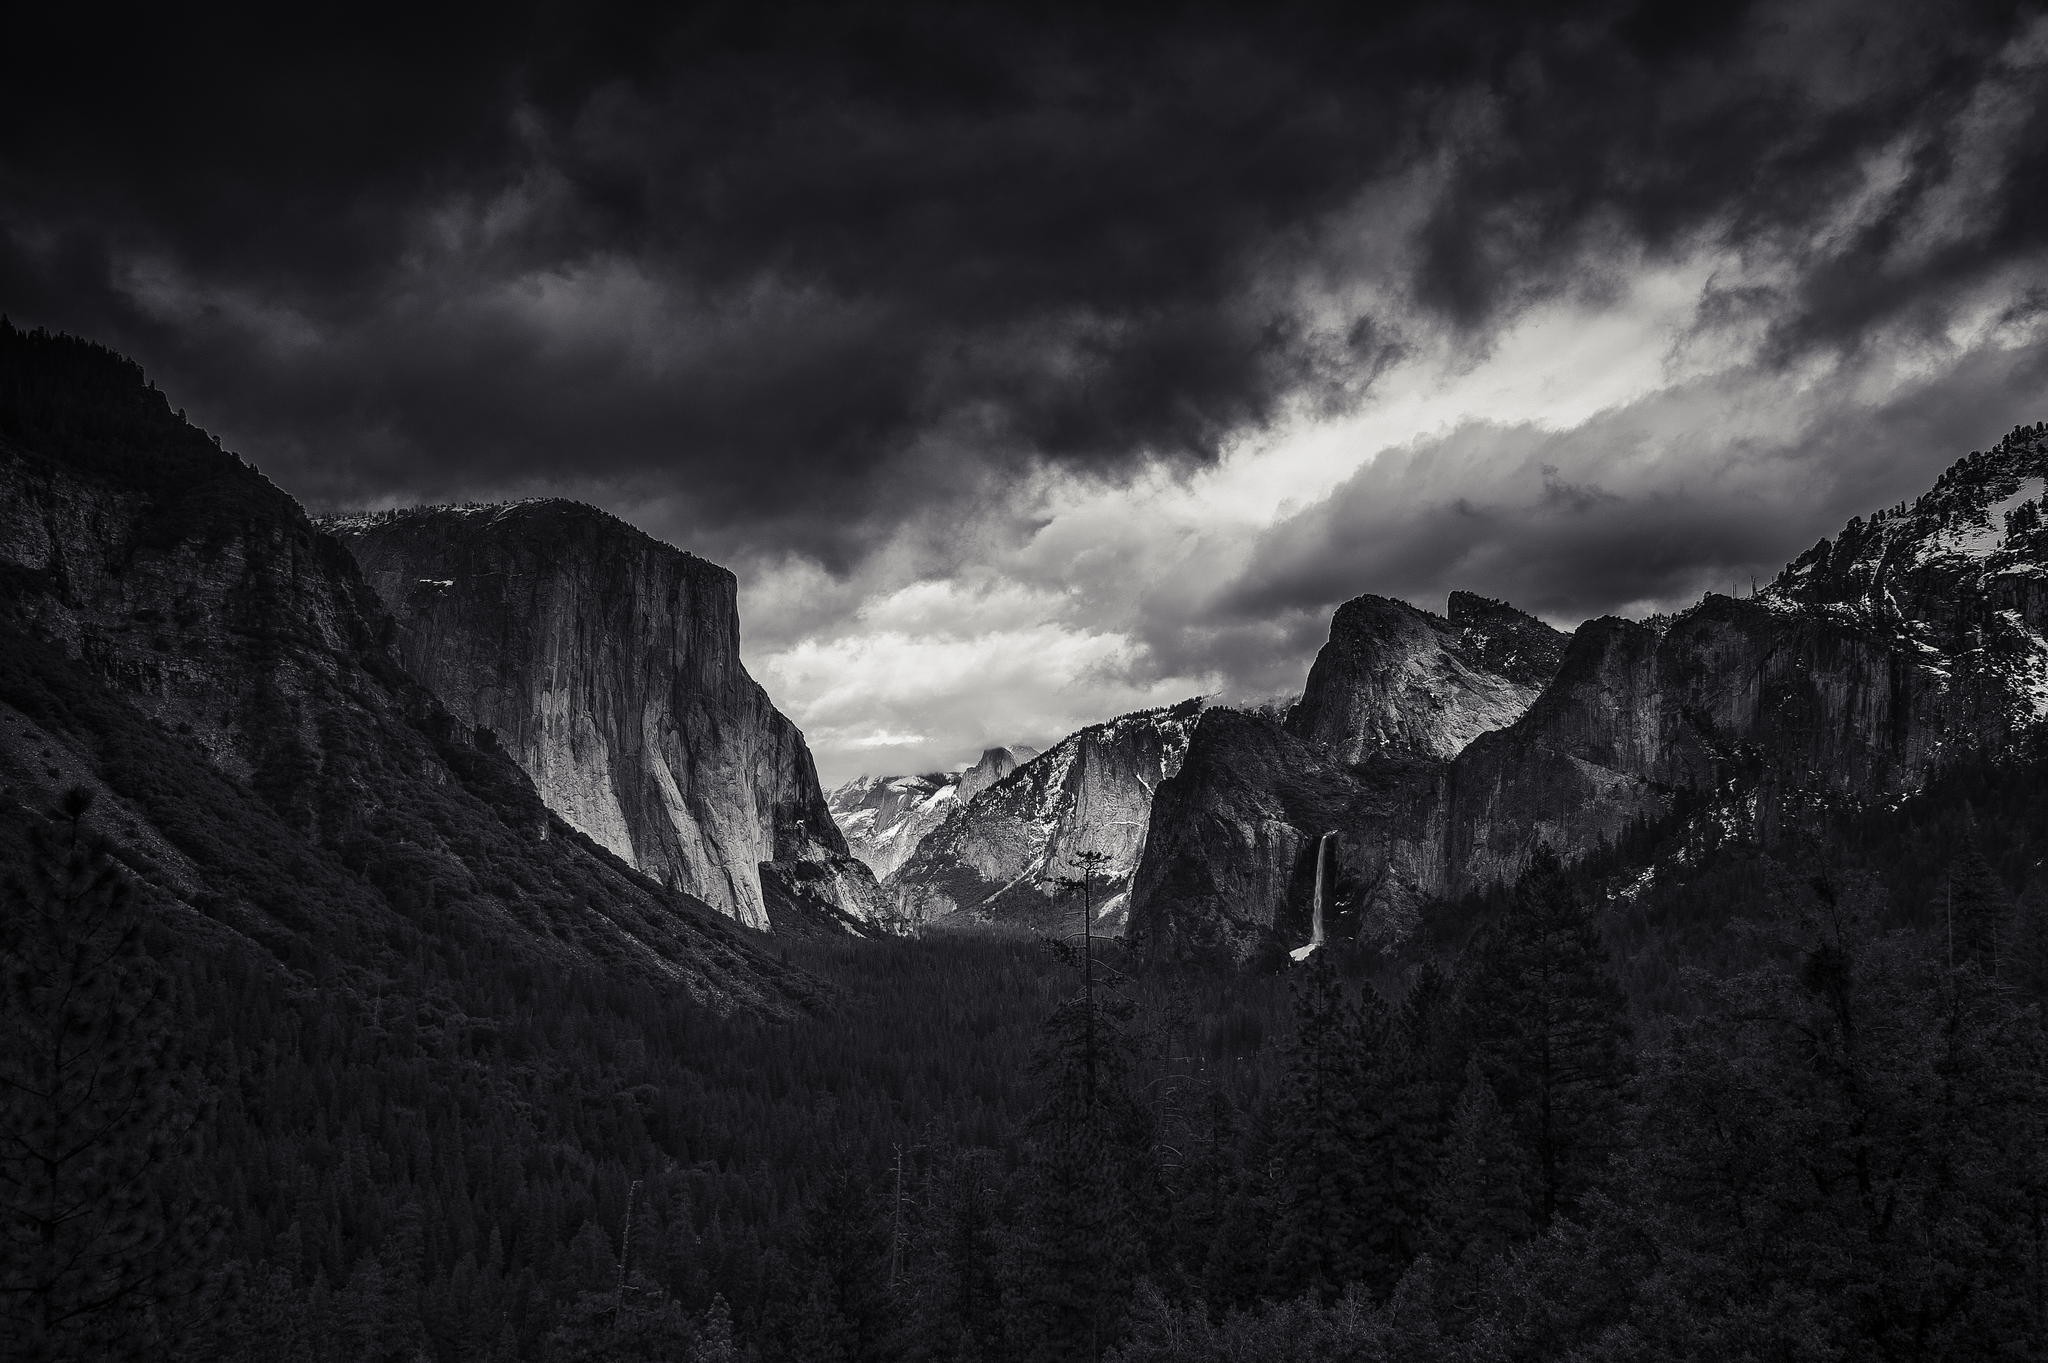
4, 321, 2048, 1360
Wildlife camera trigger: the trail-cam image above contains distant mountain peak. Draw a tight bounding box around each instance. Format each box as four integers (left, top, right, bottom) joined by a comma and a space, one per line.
828, 742, 1042, 880
884, 699, 1203, 935
1288, 590, 1567, 763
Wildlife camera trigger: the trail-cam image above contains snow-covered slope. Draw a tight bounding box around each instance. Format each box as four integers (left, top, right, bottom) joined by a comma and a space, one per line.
1763, 427, 2048, 731
827, 745, 1038, 880
888, 700, 1202, 934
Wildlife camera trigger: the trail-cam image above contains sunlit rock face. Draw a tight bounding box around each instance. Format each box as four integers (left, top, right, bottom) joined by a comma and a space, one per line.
828, 745, 1038, 881
1289, 591, 1567, 763
886, 700, 1202, 935
0, 326, 799, 1009
1131, 425, 2048, 962
1125, 708, 1444, 963
323, 500, 890, 932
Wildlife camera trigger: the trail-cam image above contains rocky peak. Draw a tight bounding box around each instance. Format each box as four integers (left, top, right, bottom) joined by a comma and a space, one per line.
828, 744, 1041, 880
322, 501, 890, 932
957, 744, 1038, 805
830, 771, 962, 881
1447, 590, 1570, 687
1286, 591, 1568, 764
887, 700, 1202, 933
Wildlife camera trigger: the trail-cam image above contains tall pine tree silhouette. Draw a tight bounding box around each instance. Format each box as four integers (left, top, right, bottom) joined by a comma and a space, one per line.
0, 789, 211, 1362
1266, 953, 1374, 1302
1945, 820, 2013, 974
2010, 881, 2048, 1007
1461, 846, 1632, 1225
1012, 914, 1153, 1363
1421, 1059, 1535, 1276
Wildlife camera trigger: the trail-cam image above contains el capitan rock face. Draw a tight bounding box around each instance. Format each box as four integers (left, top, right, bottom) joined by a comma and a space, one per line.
0, 322, 798, 1010
828, 745, 1038, 881
1288, 591, 1568, 763
1131, 425, 2048, 961
887, 700, 1201, 935
320, 501, 890, 933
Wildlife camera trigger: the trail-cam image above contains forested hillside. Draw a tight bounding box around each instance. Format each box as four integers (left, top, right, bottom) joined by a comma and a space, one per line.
8, 725, 2048, 1361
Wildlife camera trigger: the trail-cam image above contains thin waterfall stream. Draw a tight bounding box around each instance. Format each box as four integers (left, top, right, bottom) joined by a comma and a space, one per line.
1290, 830, 1336, 963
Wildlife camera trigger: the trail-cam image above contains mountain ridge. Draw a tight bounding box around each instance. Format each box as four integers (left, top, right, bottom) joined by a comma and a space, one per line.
1130, 423, 2048, 961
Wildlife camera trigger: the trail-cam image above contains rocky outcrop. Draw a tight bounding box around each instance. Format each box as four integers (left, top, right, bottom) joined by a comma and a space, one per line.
1445, 429, 2048, 889
1125, 710, 1442, 962
888, 700, 1201, 934
321, 502, 889, 932
0, 321, 799, 1010
1288, 591, 1567, 762
828, 745, 1038, 880
1132, 425, 2048, 961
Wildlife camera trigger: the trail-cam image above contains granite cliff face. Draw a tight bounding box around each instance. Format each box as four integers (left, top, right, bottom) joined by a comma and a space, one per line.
827, 745, 1037, 880
321, 502, 889, 933
888, 700, 1201, 934
1131, 425, 2048, 961
1444, 427, 2048, 888
1124, 588, 1565, 958
1125, 710, 1443, 961
0, 322, 798, 1009
1288, 591, 1567, 762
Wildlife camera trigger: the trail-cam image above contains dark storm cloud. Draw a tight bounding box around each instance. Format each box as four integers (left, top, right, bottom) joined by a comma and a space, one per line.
1222, 337, 2048, 627
2, 1, 2043, 565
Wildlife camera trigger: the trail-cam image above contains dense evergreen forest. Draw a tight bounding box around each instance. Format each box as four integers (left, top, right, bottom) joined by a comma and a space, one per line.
7, 723, 2048, 1361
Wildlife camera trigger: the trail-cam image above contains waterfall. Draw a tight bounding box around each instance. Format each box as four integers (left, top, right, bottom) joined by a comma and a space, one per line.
1290, 830, 1338, 964
1310, 830, 1334, 947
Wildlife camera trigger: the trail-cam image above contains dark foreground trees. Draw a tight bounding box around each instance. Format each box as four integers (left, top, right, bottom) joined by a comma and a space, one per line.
11, 766, 2048, 1362
0, 790, 212, 1362
1110, 883, 2048, 1363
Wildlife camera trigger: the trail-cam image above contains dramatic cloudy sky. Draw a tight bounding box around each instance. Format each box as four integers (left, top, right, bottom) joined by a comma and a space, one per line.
6, 1, 2047, 783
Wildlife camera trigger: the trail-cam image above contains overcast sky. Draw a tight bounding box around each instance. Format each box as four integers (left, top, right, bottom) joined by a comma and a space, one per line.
6, 1, 2047, 784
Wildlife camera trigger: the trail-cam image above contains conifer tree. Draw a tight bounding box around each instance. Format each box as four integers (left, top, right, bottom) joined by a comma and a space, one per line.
688, 1293, 741, 1363
1365, 967, 1457, 1287
1421, 1060, 1535, 1275
1200, 1103, 1279, 1314
905, 1150, 1006, 1363
1945, 823, 2014, 973
1461, 847, 1632, 1225
790, 1169, 896, 1363
1266, 954, 1375, 1302
1011, 951, 1152, 1363
2010, 881, 2048, 1007
0, 789, 212, 1362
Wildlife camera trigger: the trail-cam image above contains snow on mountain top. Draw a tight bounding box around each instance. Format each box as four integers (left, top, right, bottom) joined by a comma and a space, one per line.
1764, 424, 2048, 615
1914, 476, 2045, 565
318, 498, 564, 534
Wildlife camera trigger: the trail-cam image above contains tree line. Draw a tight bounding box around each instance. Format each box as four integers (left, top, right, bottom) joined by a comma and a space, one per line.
4, 748, 2048, 1360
